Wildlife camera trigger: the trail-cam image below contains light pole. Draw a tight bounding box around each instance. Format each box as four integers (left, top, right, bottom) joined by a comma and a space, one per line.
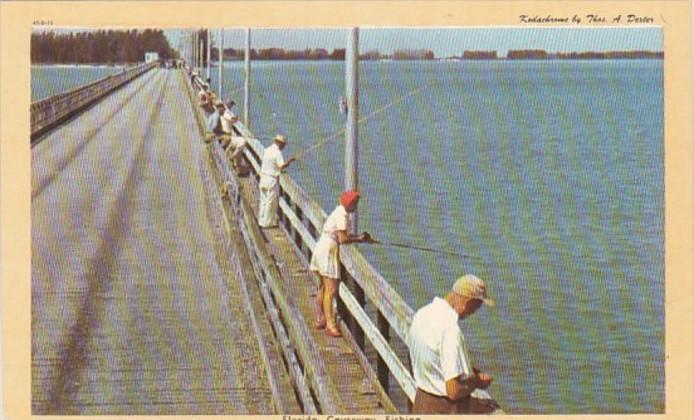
218, 28, 224, 99
244, 28, 251, 128
345, 27, 359, 232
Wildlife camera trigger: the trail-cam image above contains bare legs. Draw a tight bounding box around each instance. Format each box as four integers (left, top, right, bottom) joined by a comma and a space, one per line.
315, 282, 326, 328
316, 276, 341, 336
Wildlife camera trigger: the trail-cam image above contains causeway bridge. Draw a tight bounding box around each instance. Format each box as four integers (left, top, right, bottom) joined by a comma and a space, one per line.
31, 60, 502, 415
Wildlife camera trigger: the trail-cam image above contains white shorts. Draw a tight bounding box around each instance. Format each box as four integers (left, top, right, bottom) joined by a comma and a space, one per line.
309, 235, 340, 279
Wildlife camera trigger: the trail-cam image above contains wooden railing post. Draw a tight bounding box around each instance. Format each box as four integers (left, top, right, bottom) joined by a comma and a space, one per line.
337, 265, 349, 327
377, 311, 390, 392
294, 204, 304, 255
345, 272, 365, 351
307, 222, 317, 262
406, 351, 414, 413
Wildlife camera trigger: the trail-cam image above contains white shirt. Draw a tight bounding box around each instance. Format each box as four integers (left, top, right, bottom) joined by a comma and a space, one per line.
260, 143, 286, 177
408, 297, 474, 396
321, 205, 349, 243
221, 109, 235, 134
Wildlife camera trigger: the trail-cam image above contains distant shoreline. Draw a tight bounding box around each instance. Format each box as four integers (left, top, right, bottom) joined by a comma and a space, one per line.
212, 48, 662, 61
31, 55, 664, 65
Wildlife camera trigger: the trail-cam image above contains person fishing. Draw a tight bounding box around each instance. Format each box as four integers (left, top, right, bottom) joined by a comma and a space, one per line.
258, 134, 295, 228
310, 191, 373, 337
218, 100, 248, 175
198, 82, 214, 116
408, 274, 495, 414
205, 101, 226, 144
218, 100, 236, 148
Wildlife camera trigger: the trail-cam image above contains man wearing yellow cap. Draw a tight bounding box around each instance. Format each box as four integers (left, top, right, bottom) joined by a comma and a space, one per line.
408, 274, 495, 414
258, 134, 295, 228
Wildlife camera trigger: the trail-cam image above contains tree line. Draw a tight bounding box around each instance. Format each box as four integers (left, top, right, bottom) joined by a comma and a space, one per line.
211, 47, 346, 61
456, 49, 664, 60
31, 29, 177, 64
209, 47, 435, 61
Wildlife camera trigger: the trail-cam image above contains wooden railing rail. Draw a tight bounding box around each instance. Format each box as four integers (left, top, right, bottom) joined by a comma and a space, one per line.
30, 62, 156, 140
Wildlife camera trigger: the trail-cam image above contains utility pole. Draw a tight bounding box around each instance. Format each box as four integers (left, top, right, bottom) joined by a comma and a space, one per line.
199, 37, 203, 75
343, 27, 367, 355
218, 28, 224, 99
345, 27, 359, 232
244, 28, 251, 128
206, 29, 211, 80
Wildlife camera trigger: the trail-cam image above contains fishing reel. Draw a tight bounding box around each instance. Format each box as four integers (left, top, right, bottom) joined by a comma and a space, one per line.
360, 231, 378, 243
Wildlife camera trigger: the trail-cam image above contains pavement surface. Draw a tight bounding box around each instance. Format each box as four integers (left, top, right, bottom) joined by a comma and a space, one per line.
31, 68, 277, 415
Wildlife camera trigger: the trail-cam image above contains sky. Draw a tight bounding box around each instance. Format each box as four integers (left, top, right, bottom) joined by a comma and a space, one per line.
166, 27, 663, 57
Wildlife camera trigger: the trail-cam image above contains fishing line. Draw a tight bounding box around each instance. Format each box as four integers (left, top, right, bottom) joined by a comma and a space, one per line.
294, 80, 434, 161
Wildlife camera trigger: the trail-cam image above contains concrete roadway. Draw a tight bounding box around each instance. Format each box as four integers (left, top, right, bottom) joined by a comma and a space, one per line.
31, 68, 276, 414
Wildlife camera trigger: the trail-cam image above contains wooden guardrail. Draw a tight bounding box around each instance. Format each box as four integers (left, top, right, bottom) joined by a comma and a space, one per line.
186, 66, 501, 414
30, 62, 156, 141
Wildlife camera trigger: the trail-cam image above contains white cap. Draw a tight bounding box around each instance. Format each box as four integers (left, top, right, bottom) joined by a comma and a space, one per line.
452, 274, 495, 306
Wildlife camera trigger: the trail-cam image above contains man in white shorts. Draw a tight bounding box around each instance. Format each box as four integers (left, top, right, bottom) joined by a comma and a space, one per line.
258, 134, 295, 228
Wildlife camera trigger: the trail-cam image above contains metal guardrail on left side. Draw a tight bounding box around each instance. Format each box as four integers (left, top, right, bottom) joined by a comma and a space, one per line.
30, 62, 157, 142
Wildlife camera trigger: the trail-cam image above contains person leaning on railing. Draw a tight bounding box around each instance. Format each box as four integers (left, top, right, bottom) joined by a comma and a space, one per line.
205, 101, 226, 144
218, 100, 237, 149
309, 191, 374, 337
198, 82, 214, 116
408, 274, 496, 414
219, 100, 249, 176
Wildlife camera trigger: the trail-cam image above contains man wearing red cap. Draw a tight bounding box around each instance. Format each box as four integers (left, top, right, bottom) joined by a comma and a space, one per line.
309, 191, 372, 337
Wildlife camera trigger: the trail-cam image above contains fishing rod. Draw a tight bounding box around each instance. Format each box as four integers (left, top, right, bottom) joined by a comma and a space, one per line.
367, 235, 478, 259
293, 81, 434, 161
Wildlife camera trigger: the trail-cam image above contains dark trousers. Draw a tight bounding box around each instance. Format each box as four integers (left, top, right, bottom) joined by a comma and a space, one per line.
412, 388, 500, 415
412, 388, 468, 414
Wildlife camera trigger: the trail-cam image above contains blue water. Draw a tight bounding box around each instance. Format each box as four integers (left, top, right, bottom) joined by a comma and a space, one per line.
207, 60, 664, 414
31, 65, 124, 101
33, 59, 664, 413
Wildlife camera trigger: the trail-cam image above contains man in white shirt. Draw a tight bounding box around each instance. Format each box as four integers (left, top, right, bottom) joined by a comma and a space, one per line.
408, 274, 495, 414
258, 134, 295, 228
205, 101, 225, 144
219, 100, 237, 141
